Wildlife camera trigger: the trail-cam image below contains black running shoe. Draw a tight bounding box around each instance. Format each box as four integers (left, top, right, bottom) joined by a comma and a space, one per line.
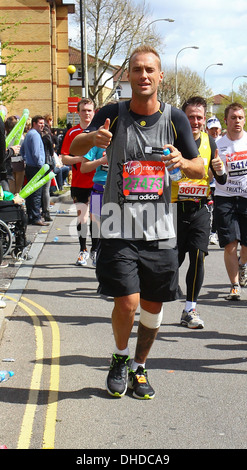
128, 366, 155, 399
106, 354, 130, 397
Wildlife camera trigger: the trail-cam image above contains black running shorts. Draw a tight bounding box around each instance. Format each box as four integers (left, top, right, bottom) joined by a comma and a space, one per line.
214, 196, 247, 248
71, 186, 92, 204
96, 238, 179, 302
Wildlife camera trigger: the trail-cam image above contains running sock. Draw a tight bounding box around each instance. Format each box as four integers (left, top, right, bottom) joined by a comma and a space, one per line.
185, 301, 197, 312
114, 351, 146, 371
114, 348, 146, 371
131, 360, 145, 371
114, 346, 129, 356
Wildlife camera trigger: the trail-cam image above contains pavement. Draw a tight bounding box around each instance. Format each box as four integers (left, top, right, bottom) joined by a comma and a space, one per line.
0, 193, 247, 452
0, 190, 71, 340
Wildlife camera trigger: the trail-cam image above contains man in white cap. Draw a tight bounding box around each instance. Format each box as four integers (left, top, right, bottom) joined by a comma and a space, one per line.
206, 116, 222, 141
206, 116, 222, 244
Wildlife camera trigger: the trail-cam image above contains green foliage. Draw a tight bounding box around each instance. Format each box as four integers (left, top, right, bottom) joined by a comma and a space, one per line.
57, 117, 67, 128
159, 66, 212, 107
214, 94, 247, 132
238, 82, 247, 102
0, 16, 36, 104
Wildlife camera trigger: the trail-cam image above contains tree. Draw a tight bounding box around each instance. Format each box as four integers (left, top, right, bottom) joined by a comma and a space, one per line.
216, 92, 247, 131
0, 17, 34, 105
237, 82, 247, 104
73, 0, 162, 107
159, 66, 212, 107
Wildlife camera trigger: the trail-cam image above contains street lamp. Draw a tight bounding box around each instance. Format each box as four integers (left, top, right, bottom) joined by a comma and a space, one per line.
175, 46, 199, 107
147, 18, 175, 28
143, 18, 174, 43
203, 63, 223, 85
231, 75, 247, 102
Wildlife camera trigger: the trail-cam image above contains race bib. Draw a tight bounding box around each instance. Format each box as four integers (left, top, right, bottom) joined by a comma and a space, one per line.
226, 151, 247, 177
177, 181, 208, 199
123, 161, 165, 201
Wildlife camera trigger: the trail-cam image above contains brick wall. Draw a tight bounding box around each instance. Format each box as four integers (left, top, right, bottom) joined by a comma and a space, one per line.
0, 0, 73, 124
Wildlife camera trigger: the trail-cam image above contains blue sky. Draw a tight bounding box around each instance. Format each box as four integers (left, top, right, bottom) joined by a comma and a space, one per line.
69, 0, 247, 97
144, 0, 247, 96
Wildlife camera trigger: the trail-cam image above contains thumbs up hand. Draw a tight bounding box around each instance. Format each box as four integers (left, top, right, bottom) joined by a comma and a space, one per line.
94, 118, 112, 148
212, 149, 225, 175
103, 118, 110, 131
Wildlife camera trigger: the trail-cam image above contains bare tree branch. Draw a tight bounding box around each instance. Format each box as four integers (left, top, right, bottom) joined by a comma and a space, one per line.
73, 0, 162, 106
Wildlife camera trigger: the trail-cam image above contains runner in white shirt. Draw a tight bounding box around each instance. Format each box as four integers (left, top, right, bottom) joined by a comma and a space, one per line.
214, 103, 247, 300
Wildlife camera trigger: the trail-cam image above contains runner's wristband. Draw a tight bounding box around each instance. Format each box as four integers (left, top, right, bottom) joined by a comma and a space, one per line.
216, 163, 226, 176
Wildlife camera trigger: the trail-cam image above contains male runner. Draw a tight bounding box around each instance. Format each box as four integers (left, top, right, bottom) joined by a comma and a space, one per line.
214, 103, 247, 300
61, 98, 96, 266
70, 46, 205, 399
172, 97, 226, 329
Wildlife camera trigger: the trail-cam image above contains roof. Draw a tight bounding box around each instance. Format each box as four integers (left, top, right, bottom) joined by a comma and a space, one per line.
210, 94, 230, 105
69, 46, 82, 65
69, 46, 117, 71
113, 67, 129, 82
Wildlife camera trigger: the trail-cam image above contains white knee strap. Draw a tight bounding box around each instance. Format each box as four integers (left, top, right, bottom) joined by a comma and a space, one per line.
139, 307, 163, 329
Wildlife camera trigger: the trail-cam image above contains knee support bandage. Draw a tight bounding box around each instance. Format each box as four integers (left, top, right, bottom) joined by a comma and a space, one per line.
139, 307, 163, 329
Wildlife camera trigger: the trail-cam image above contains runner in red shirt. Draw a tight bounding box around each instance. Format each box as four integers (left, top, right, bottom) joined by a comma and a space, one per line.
61, 98, 96, 266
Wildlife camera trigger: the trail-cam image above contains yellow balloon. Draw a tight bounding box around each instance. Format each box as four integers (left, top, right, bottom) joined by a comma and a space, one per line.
67, 65, 76, 75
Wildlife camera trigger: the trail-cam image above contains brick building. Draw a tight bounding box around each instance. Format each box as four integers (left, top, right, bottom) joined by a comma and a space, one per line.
0, 0, 75, 124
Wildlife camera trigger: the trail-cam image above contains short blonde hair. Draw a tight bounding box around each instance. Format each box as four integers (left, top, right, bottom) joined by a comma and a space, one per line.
128, 45, 161, 71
